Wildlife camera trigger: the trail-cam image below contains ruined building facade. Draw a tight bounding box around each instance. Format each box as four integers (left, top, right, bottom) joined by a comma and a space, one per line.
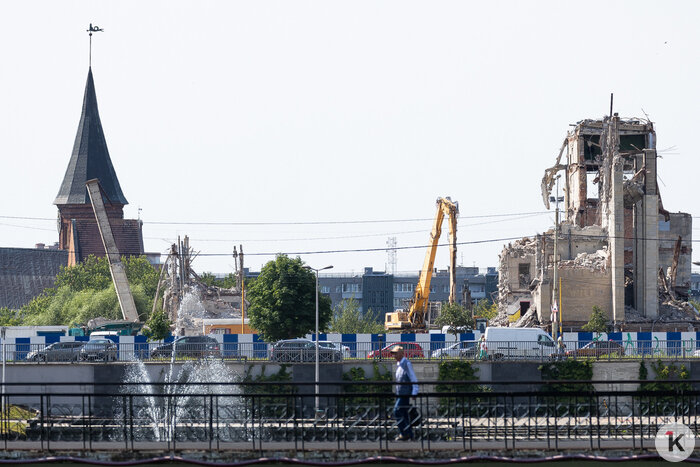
498, 115, 694, 329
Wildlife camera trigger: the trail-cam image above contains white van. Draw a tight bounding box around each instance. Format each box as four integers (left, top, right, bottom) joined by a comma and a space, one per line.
89, 331, 119, 338
483, 327, 556, 359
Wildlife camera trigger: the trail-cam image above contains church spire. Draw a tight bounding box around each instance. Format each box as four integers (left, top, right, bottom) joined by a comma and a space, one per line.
54, 67, 128, 206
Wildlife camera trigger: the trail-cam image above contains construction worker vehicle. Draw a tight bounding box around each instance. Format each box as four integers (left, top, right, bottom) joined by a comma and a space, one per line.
385, 197, 458, 331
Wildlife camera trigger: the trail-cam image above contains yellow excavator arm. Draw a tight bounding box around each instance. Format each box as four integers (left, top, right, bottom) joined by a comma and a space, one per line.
385, 197, 459, 331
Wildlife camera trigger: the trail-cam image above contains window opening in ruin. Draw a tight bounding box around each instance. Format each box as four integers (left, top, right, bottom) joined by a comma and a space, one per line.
519, 301, 530, 314
518, 263, 531, 288
583, 135, 602, 161
619, 134, 647, 153
586, 172, 599, 200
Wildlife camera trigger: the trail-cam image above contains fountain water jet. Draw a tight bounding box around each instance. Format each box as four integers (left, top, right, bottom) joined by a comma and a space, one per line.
119, 357, 242, 442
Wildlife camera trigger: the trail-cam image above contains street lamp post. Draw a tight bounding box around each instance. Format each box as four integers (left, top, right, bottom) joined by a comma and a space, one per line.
1, 327, 5, 416
304, 264, 333, 415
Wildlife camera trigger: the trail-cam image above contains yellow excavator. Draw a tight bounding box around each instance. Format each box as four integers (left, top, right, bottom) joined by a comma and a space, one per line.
385, 197, 459, 331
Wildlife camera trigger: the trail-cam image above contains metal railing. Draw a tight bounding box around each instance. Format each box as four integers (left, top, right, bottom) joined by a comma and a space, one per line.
2, 339, 699, 363
0, 380, 698, 452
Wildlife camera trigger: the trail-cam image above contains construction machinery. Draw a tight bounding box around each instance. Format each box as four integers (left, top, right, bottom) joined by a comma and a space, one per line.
385, 197, 459, 331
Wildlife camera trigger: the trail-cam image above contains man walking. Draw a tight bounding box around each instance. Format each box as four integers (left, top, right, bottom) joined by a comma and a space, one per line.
390, 345, 418, 441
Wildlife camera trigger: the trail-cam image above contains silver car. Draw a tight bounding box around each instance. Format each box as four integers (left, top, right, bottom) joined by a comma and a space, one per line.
27, 341, 85, 362
431, 341, 477, 358
318, 341, 350, 359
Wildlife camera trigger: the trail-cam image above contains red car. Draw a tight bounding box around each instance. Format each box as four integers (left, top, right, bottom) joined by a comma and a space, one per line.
366, 342, 424, 359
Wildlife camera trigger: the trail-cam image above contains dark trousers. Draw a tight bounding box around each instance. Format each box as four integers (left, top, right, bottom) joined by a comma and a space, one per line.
393, 396, 412, 438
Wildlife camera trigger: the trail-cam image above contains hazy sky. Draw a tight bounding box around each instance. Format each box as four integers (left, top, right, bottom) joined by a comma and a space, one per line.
2, 1, 699, 276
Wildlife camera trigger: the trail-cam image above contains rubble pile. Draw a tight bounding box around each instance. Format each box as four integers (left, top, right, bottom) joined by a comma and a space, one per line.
511, 307, 540, 328
489, 310, 510, 327
199, 284, 243, 316
503, 236, 539, 257
174, 283, 243, 335
658, 300, 700, 321
559, 249, 608, 271
625, 302, 700, 323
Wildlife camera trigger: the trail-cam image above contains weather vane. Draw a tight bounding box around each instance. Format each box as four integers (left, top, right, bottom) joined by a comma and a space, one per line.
86, 23, 104, 67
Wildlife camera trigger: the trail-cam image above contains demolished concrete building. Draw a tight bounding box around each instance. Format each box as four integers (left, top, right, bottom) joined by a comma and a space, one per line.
497, 114, 696, 330
161, 237, 248, 336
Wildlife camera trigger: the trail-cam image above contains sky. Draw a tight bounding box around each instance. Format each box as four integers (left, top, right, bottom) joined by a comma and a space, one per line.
1, 1, 699, 277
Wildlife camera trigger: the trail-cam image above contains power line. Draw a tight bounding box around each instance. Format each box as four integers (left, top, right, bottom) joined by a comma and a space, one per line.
0, 211, 551, 226
147, 231, 699, 258
141, 213, 550, 244
0, 222, 55, 232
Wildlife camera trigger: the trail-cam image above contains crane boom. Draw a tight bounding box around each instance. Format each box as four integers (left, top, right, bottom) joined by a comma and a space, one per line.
385, 197, 459, 331
85, 179, 140, 322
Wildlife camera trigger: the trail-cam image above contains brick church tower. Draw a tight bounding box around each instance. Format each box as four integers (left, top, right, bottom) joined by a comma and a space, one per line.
54, 67, 144, 266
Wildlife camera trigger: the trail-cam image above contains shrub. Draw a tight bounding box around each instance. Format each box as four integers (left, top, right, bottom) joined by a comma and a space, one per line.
639, 360, 692, 415
436, 360, 489, 414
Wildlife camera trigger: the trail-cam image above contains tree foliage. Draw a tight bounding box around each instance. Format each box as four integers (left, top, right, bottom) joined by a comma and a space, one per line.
247, 255, 332, 342
16, 255, 161, 326
0, 307, 22, 326
342, 364, 393, 405
582, 305, 608, 333
200, 272, 238, 289
539, 360, 593, 392
434, 303, 473, 335
473, 299, 498, 320
142, 309, 172, 341
327, 298, 384, 334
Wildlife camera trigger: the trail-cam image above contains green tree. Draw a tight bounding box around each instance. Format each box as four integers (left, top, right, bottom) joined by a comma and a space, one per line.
327, 298, 385, 334
199, 272, 218, 287
218, 273, 238, 289
247, 255, 332, 342
0, 307, 22, 326
54, 255, 112, 291
582, 305, 608, 333
142, 309, 172, 341
473, 299, 498, 320
434, 303, 474, 335
19, 255, 161, 326
200, 272, 238, 289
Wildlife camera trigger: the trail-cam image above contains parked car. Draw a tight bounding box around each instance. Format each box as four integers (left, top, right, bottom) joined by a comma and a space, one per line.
367, 342, 424, 359
150, 336, 221, 359
565, 340, 625, 358
482, 327, 557, 359
80, 339, 118, 362
319, 340, 350, 359
431, 341, 476, 359
27, 341, 85, 362
270, 339, 343, 362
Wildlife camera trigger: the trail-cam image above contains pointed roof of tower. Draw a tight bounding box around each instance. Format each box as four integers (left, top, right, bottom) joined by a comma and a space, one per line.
54, 67, 128, 206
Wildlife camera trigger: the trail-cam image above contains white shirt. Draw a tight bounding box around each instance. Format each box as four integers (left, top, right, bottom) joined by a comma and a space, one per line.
395, 356, 419, 396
